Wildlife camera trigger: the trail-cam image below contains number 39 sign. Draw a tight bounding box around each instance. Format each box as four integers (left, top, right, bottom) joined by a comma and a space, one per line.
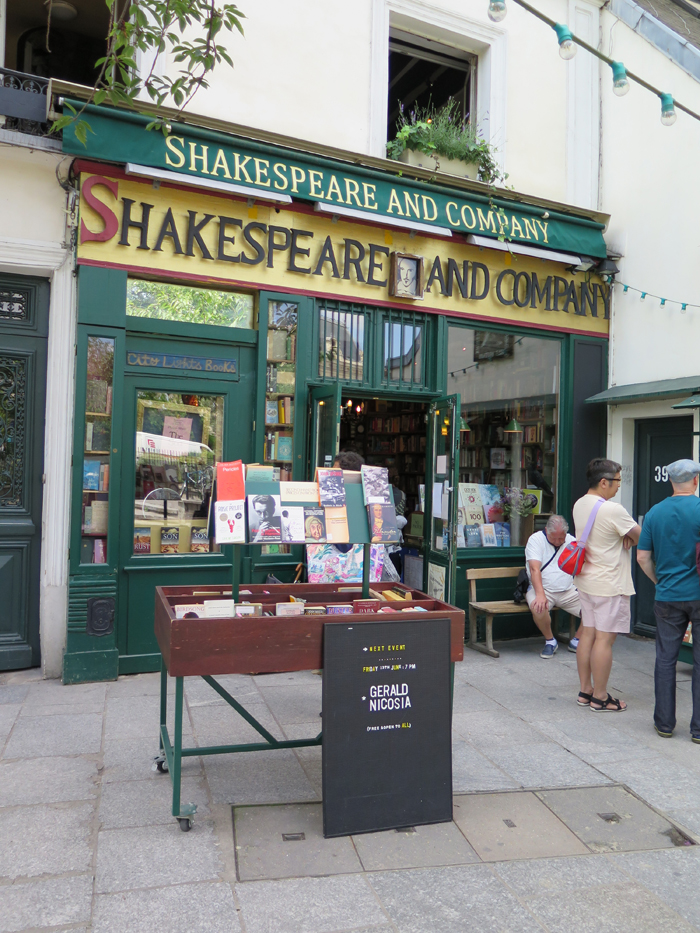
654, 466, 669, 483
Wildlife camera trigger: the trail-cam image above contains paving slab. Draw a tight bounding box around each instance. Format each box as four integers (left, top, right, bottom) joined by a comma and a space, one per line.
253, 670, 323, 687
184, 672, 258, 707
256, 683, 323, 725
189, 700, 284, 743
233, 803, 361, 880
453, 791, 588, 861
22, 680, 106, 714
599, 756, 700, 812
492, 853, 631, 895
203, 747, 318, 805
104, 695, 192, 742
105, 672, 171, 698
0, 684, 29, 705
0, 755, 97, 806
93, 881, 240, 933
0, 874, 93, 933
538, 785, 680, 853
101, 736, 201, 783
614, 848, 700, 928
484, 742, 612, 788
235, 874, 388, 933
2, 711, 103, 758
0, 705, 20, 744
524, 881, 696, 933
353, 820, 478, 871
451, 739, 519, 793
95, 821, 223, 892
99, 775, 210, 828
368, 863, 545, 933
449, 681, 501, 713
452, 710, 551, 748
0, 802, 93, 879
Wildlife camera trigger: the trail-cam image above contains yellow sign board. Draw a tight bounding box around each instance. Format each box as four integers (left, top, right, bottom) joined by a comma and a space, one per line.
77, 172, 609, 336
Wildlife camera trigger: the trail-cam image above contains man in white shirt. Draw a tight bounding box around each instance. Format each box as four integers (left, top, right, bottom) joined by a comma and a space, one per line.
525, 515, 581, 658
572, 458, 640, 712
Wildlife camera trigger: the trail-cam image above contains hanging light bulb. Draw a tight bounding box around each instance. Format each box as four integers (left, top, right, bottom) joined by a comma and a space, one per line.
487, 0, 507, 22
553, 23, 577, 60
356, 405, 361, 413
611, 61, 630, 97
660, 93, 677, 126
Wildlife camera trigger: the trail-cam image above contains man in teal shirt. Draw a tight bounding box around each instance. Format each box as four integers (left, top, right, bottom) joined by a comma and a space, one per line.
637, 459, 700, 741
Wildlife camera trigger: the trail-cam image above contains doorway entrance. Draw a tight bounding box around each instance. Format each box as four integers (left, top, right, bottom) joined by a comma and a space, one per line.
633, 415, 693, 636
0, 275, 48, 670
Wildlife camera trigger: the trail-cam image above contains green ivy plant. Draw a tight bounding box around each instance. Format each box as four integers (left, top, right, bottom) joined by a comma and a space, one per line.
386, 99, 503, 184
51, 0, 245, 144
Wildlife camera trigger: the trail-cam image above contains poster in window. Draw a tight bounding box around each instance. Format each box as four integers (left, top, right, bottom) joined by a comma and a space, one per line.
473, 331, 515, 362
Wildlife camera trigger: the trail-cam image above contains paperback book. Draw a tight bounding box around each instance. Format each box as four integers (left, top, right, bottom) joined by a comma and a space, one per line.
280, 506, 305, 543
161, 526, 180, 554
361, 465, 392, 505
324, 506, 349, 543
304, 507, 326, 543
367, 503, 400, 543
215, 501, 246, 543
316, 468, 346, 507
216, 460, 245, 500
247, 494, 282, 542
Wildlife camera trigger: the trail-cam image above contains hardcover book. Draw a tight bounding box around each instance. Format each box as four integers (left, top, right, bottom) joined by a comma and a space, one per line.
248, 494, 282, 542
275, 602, 305, 616
280, 506, 305, 543
494, 522, 511, 547
464, 525, 481, 548
265, 400, 279, 424
304, 507, 327, 543
245, 464, 276, 482
367, 503, 400, 543
203, 599, 235, 618
83, 461, 100, 491
327, 604, 353, 614
175, 604, 204, 619
352, 599, 381, 613
360, 465, 392, 505
316, 468, 346, 507
478, 523, 498, 547
276, 433, 293, 462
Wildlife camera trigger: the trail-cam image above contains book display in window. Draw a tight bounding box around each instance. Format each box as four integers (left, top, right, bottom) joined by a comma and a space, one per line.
81, 337, 115, 564
264, 301, 298, 484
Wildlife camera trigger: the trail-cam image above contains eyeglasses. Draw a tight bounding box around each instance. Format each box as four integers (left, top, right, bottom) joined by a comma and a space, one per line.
603, 475, 622, 483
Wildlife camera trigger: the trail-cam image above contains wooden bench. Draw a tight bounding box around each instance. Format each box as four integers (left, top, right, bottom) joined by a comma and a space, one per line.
466, 567, 576, 658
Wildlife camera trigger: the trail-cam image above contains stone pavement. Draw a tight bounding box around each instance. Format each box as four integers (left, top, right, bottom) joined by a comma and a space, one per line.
3, 635, 700, 932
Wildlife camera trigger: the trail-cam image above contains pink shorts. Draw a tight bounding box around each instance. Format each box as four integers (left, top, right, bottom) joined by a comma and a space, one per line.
578, 591, 630, 634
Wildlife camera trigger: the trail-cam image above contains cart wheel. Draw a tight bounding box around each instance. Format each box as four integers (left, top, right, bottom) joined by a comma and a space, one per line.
156, 760, 169, 774
178, 817, 192, 832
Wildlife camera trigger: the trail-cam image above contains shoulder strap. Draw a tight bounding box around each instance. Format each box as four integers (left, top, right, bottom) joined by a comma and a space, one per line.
579, 497, 605, 545
540, 530, 562, 572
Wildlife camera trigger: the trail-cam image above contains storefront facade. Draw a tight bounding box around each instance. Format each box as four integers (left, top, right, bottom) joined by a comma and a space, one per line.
62, 107, 610, 683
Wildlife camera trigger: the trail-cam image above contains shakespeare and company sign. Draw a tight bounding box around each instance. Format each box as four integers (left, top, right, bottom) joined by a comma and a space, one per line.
76, 171, 610, 336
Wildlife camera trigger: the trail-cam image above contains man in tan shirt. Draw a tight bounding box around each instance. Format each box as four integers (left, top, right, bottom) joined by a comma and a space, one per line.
572, 458, 640, 712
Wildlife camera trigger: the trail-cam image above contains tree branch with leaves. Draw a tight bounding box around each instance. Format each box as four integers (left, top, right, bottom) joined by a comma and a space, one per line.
51, 0, 245, 144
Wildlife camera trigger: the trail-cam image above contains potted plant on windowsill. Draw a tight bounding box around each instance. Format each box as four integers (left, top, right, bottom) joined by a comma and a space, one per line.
501, 487, 538, 547
387, 99, 502, 183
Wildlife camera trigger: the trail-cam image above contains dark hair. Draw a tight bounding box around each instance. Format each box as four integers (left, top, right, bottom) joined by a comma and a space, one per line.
334, 450, 365, 471
586, 458, 622, 488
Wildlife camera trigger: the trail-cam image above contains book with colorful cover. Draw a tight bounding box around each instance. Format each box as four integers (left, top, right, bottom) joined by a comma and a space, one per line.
190, 526, 210, 553
458, 484, 485, 525
304, 507, 326, 543
280, 506, 305, 543
134, 530, 151, 554
327, 604, 353, 614
276, 433, 293, 462
367, 503, 400, 543
464, 525, 481, 548
216, 460, 245, 500
245, 464, 276, 482
478, 523, 498, 547
477, 485, 505, 524
161, 526, 180, 554
325, 505, 349, 543
494, 522, 511, 547
316, 468, 346, 507
215, 501, 246, 543
265, 400, 279, 424
247, 494, 282, 542
83, 461, 101, 491
361, 465, 392, 505
352, 599, 381, 614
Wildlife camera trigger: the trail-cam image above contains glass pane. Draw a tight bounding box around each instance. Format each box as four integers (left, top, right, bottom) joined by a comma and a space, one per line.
126, 279, 254, 329
81, 336, 114, 564
447, 328, 560, 548
318, 306, 365, 381
265, 301, 297, 487
384, 321, 423, 385
133, 391, 224, 556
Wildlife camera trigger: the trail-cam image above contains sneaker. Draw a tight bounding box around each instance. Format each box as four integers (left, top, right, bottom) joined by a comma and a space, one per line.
568, 638, 579, 654
692, 735, 700, 744
540, 642, 558, 659
655, 725, 673, 738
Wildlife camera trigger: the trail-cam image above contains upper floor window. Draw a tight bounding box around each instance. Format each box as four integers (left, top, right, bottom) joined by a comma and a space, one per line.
388, 29, 477, 143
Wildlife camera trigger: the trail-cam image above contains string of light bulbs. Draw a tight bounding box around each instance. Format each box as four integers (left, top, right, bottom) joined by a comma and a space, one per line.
614, 280, 697, 312
486, 0, 700, 126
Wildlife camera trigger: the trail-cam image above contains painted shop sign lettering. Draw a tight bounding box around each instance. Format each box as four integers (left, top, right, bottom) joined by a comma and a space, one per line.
62, 102, 607, 258
77, 173, 610, 336
127, 351, 238, 374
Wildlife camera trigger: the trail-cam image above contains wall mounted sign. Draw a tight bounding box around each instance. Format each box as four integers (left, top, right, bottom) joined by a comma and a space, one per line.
322, 617, 452, 837
78, 173, 609, 336
62, 101, 607, 258
127, 349, 238, 376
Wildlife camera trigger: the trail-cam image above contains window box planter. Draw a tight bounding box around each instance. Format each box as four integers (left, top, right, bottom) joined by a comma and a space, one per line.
397, 147, 479, 180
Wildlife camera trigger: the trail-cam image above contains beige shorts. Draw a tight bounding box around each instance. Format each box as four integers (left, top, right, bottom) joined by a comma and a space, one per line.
526, 585, 581, 617
578, 591, 631, 633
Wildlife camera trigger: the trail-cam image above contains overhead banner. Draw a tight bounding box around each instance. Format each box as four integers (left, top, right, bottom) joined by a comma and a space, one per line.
76, 171, 610, 336
62, 102, 607, 258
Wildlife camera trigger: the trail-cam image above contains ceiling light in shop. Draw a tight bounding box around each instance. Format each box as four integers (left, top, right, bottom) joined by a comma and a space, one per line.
45, 0, 78, 21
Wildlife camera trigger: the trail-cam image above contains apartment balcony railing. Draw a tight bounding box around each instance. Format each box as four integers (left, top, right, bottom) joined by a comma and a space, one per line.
0, 67, 51, 137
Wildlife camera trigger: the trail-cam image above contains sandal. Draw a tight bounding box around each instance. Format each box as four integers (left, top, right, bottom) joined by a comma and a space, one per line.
590, 693, 627, 712
577, 691, 593, 706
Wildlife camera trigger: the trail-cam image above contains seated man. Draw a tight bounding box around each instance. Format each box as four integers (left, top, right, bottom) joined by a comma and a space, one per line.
525, 514, 581, 658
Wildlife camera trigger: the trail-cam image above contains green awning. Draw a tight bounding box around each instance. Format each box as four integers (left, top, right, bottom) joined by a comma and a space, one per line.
673, 395, 700, 409
587, 375, 700, 405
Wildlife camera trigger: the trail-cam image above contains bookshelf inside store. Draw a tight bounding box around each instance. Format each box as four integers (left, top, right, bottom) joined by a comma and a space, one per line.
81, 336, 114, 565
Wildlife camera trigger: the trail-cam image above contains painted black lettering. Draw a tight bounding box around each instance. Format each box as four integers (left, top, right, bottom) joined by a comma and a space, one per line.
425, 256, 446, 294
267, 225, 291, 268
513, 271, 532, 308
119, 198, 153, 250
552, 277, 569, 311
217, 216, 242, 263
563, 281, 581, 315
312, 236, 340, 277
186, 211, 214, 259
495, 269, 516, 306
470, 262, 490, 300
445, 259, 469, 298
367, 244, 390, 286
152, 208, 183, 254
594, 283, 611, 319
580, 282, 596, 317
241, 222, 267, 265
288, 228, 314, 273
531, 274, 552, 310
343, 239, 365, 282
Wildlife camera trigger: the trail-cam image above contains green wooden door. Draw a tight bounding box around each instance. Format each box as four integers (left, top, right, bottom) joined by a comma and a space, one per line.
425, 394, 460, 604
0, 276, 48, 670
118, 363, 255, 674
308, 383, 342, 471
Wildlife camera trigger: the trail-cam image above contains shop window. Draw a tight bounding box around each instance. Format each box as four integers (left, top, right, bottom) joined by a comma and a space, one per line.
446, 327, 560, 548
132, 391, 224, 556
126, 280, 255, 329
317, 302, 369, 383
81, 336, 114, 564
382, 311, 425, 389
388, 29, 477, 143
